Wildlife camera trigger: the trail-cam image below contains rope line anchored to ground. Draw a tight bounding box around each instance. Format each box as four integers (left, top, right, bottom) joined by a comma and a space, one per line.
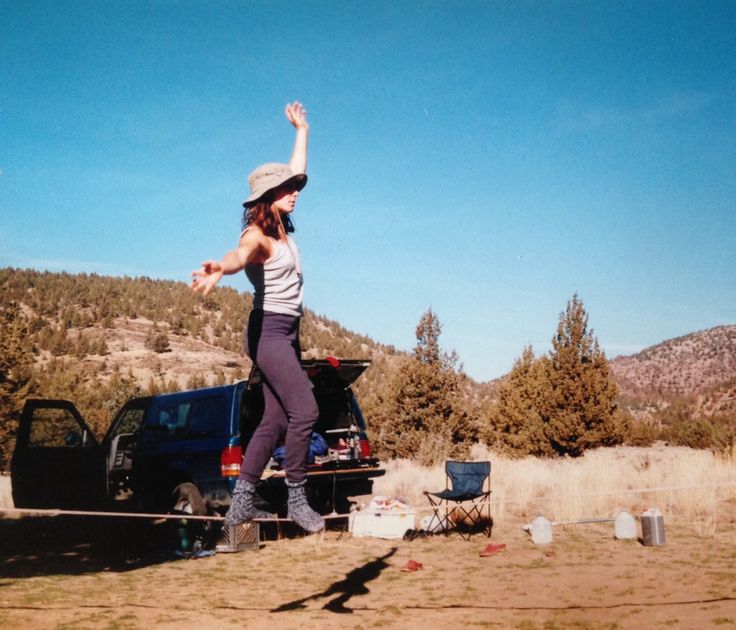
0, 506, 350, 522
2, 480, 735, 521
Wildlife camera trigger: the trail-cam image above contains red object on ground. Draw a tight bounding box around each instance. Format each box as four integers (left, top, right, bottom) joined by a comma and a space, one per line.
479, 543, 507, 557
326, 355, 341, 368
401, 559, 424, 572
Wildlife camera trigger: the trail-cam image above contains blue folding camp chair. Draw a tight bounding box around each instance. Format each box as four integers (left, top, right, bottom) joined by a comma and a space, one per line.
423, 460, 492, 540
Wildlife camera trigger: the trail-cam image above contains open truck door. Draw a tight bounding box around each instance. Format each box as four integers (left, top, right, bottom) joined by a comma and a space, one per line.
11, 399, 107, 510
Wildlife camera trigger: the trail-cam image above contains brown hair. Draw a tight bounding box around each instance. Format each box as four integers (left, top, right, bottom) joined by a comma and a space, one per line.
242, 197, 294, 238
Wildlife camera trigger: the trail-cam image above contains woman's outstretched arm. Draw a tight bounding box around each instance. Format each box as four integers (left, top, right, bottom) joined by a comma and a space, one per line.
190, 229, 265, 297
285, 101, 309, 175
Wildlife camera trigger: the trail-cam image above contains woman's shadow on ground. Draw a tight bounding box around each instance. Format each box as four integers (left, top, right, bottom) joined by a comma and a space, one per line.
271, 547, 398, 614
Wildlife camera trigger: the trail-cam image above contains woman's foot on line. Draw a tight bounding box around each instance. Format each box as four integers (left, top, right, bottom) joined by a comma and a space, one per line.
224, 479, 274, 526
286, 479, 325, 533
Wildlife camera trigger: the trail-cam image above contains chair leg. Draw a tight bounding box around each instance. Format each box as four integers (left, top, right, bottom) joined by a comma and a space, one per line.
424, 495, 451, 534
451, 500, 492, 540
425, 496, 492, 539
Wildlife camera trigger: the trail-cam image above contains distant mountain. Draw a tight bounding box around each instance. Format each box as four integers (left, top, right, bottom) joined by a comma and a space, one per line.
609, 325, 736, 417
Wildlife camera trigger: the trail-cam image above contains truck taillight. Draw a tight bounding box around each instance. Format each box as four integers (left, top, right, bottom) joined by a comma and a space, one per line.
221, 445, 243, 477
359, 438, 371, 458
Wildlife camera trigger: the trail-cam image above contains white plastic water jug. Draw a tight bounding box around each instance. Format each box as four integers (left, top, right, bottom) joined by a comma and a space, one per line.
530, 515, 553, 544
614, 511, 637, 540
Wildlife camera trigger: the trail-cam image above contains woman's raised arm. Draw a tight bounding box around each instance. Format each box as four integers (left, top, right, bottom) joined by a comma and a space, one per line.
285, 101, 309, 175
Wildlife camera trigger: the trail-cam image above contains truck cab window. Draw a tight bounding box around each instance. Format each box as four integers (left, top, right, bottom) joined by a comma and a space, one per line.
28, 408, 86, 448
188, 397, 228, 436
145, 402, 190, 433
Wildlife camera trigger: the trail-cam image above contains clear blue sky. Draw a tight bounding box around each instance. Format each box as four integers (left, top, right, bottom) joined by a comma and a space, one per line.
2, 1, 734, 381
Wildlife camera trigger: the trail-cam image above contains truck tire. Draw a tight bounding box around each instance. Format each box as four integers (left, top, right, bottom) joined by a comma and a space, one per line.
170, 483, 209, 553
171, 482, 207, 516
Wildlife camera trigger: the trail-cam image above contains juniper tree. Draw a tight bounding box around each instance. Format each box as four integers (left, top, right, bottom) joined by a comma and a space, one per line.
543, 294, 627, 456
0, 303, 35, 469
145, 324, 171, 353
487, 346, 554, 457
415, 308, 442, 365
487, 295, 628, 457
374, 309, 475, 465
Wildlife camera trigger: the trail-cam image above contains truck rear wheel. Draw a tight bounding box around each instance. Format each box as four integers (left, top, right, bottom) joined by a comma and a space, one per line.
171, 482, 207, 516
170, 483, 209, 552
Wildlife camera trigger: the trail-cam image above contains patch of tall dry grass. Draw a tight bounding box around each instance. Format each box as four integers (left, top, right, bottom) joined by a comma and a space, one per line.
373, 444, 736, 536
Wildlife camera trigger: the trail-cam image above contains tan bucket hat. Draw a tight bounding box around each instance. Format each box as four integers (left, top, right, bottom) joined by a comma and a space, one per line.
242, 162, 307, 208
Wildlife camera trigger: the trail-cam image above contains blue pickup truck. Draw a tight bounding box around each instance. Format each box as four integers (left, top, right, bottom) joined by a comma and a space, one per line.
11, 358, 384, 521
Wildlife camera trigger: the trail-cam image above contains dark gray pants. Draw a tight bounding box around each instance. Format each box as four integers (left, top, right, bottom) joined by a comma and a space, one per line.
239, 310, 319, 484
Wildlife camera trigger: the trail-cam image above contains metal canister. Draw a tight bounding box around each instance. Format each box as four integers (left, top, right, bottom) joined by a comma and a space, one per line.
641, 508, 666, 545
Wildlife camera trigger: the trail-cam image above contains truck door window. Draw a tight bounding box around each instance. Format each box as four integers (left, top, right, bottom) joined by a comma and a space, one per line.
28, 408, 86, 448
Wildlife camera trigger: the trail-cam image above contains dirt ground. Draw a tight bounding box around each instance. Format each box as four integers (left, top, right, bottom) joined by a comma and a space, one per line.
1, 515, 735, 630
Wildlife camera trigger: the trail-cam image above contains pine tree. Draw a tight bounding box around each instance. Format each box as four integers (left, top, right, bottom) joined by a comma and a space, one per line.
100, 367, 142, 424
145, 324, 171, 353
487, 346, 554, 457
543, 294, 627, 456
415, 308, 442, 365
373, 309, 475, 465
487, 296, 629, 458
0, 303, 35, 469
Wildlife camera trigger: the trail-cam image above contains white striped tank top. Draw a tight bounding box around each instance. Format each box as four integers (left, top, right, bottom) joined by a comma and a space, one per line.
244, 233, 303, 317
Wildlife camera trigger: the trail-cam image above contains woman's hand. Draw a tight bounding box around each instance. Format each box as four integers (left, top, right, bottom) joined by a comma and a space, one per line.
190, 260, 224, 297
285, 101, 309, 130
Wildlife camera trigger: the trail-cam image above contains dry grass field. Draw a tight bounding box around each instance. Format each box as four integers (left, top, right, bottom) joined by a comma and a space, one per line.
2, 445, 736, 629
375, 444, 736, 536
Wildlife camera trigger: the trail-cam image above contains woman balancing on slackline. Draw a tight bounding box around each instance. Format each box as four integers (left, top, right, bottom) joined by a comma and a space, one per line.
190, 101, 323, 533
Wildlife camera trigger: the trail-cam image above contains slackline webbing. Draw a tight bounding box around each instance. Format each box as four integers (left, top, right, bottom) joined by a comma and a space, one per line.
0, 506, 349, 522
2, 480, 735, 520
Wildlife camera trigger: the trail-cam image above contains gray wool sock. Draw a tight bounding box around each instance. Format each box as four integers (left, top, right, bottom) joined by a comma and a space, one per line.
224, 479, 274, 526
286, 479, 325, 533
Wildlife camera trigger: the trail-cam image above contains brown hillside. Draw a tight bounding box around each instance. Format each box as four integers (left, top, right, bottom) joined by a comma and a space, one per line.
37, 316, 251, 391
609, 324, 736, 401
0, 267, 405, 396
